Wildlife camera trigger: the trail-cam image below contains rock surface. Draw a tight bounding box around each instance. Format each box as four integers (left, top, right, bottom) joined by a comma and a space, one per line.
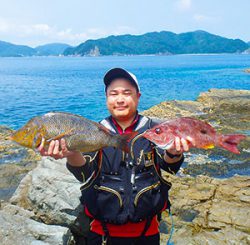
160, 174, 250, 244
0, 157, 81, 244
0, 205, 69, 245
10, 158, 82, 225
0, 126, 40, 200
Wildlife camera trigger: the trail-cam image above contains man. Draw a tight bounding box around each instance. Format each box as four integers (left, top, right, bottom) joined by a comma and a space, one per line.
38, 68, 193, 245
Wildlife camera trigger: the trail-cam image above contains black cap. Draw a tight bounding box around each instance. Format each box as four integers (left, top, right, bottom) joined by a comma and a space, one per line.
104, 68, 140, 92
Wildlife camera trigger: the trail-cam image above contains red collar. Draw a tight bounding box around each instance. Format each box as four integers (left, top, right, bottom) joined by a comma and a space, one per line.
111, 113, 139, 134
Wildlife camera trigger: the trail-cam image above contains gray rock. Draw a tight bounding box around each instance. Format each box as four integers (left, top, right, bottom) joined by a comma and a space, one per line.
0, 209, 68, 245
10, 157, 82, 225
0, 125, 40, 201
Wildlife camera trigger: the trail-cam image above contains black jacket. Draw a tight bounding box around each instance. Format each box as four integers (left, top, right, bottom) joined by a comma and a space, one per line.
67, 115, 184, 224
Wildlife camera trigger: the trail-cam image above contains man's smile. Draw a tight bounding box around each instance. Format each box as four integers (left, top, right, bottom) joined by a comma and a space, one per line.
114, 106, 128, 110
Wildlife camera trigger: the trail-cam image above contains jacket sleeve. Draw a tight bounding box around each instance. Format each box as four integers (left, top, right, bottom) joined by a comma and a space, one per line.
154, 147, 184, 174
66, 152, 99, 182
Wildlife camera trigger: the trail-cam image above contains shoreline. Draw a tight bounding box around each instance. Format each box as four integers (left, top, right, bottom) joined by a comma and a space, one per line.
0, 53, 249, 58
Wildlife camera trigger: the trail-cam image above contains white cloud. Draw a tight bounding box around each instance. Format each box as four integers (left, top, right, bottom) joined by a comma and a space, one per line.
0, 17, 137, 46
193, 14, 214, 22
176, 0, 192, 11
0, 19, 9, 32
0, 18, 14, 32
32, 24, 51, 32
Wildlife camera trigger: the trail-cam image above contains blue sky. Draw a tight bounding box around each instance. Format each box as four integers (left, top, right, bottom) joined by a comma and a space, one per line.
0, 0, 249, 47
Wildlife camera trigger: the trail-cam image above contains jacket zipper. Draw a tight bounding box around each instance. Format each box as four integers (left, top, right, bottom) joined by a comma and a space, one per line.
94, 185, 123, 208
134, 181, 161, 206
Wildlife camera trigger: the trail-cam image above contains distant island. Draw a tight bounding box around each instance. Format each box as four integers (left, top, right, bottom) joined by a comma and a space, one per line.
1, 30, 249, 57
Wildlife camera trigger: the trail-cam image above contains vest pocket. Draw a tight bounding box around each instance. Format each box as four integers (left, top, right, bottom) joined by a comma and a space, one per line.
94, 185, 123, 208
134, 181, 161, 207
132, 180, 168, 221
94, 184, 124, 223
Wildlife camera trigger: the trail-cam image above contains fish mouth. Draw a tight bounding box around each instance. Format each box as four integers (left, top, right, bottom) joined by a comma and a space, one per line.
7, 135, 14, 141
155, 139, 174, 150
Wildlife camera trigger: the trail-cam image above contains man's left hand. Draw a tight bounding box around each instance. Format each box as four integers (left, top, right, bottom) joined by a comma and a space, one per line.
164, 136, 195, 162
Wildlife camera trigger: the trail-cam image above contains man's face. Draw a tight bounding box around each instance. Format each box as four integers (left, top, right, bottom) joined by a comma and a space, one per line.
106, 78, 141, 122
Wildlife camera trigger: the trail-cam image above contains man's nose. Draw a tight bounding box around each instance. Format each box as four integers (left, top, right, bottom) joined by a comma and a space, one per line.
116, 94, 125, 102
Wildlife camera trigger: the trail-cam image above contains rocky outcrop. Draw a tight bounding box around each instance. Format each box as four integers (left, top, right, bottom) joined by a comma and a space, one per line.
10, 158, 81, 225
0, 157, 81, 244
0, 126, 40, 200
159, 174, 250, 244
0, 158, 249, 245
142, 88, 250, 133
0, 205, 69, 245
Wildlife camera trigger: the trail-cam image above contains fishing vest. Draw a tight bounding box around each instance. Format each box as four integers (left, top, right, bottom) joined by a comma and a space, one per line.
80, 115, 172, 224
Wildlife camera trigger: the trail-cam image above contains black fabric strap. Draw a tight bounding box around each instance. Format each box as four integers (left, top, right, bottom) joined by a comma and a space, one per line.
140, 216, 154, 237
165, 150, 182, 159
101, 221, 110, 238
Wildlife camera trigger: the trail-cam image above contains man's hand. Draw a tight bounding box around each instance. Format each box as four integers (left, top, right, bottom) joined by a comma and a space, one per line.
164, 136, 195, 163
37, 138, 75, 159
167, 136, 195, 155
37, 138, 86, 167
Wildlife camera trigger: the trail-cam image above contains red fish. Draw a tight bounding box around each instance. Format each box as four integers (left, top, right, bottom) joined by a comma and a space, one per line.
136, 117, 246, 154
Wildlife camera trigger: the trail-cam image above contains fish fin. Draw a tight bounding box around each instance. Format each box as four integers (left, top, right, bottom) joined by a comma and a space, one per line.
218, 134, 246, 154
98, 124, 112, 134
116, 132, 138, 153
46, 129, 74, 142
203, 144, 215, 150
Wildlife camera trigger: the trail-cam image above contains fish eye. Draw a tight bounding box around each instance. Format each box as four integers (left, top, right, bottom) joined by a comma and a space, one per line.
155, 128, 162, 134
200, 129, 207, 134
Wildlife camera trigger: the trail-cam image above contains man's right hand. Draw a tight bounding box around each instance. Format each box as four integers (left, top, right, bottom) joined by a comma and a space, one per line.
37, 138, 86, 166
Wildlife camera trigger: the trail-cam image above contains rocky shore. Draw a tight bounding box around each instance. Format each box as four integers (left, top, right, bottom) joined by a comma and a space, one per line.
0, 89, 249, 244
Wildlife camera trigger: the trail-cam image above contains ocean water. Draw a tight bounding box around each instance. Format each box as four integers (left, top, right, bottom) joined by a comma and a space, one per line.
0, 54, 250, 129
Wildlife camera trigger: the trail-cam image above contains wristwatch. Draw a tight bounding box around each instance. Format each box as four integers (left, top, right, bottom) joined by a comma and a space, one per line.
165, 150, 182, 159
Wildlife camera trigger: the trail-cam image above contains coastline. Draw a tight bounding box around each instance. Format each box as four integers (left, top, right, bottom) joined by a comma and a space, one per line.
0, 52, 249, 58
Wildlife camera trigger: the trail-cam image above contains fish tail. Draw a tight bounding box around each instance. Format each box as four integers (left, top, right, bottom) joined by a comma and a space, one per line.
115, 132, 138, 153
218, 134, 246, 154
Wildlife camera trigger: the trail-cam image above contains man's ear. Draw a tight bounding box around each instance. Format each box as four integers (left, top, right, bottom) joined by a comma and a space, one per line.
137, 92, 141, 99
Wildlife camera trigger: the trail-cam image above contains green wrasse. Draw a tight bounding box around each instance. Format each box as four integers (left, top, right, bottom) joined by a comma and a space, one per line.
11, 112, 136, 153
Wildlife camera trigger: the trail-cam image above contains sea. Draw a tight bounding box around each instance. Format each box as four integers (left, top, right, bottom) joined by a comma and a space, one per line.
0, 54, 250, 130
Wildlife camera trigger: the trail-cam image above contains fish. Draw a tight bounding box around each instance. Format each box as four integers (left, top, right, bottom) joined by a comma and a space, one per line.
10, 112, 136, 153
131, 117, 246, 154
